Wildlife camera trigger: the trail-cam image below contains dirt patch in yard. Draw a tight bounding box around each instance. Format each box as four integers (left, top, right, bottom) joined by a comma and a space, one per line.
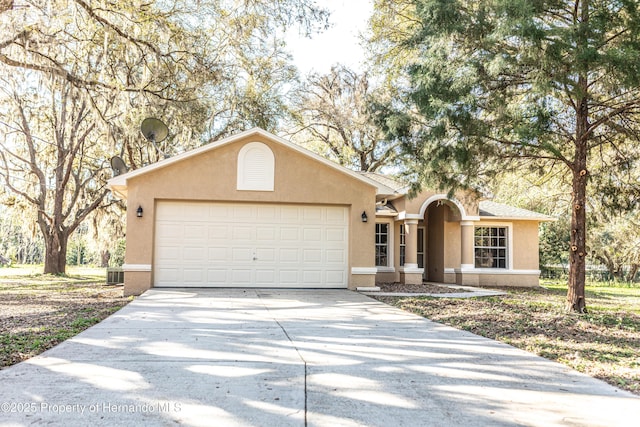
0, 277, 130, 368
377, 282, 471, 293
372, 284, 640, 395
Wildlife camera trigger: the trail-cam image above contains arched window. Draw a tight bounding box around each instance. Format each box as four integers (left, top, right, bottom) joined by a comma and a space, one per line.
237, 142, 275, 191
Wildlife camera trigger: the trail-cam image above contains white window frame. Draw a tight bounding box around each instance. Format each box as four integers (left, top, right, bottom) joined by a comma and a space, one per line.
417, 226, 425, 269
375, 221, 394, 272
473, 223, 513, 270
399, 224, 406, 266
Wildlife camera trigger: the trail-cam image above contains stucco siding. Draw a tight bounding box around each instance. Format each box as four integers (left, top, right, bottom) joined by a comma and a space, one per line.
512, 220, 541, 271
113, 130, 547, 293
402, 190, 479, 219
478, 273, 540, 287
122, 134, 376, 292
444, 219, 461, 269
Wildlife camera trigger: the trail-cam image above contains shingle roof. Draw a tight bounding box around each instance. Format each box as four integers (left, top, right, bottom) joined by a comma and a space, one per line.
360, 173, 554, 221
375, 201, 398, 215
358, 172, 409, 196
479, 200, 555, 221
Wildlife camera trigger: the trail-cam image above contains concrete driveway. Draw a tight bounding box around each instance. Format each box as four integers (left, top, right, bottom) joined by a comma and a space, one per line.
0, 289, 638, 426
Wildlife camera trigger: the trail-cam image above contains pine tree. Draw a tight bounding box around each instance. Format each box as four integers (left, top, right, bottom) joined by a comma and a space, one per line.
371, 0, 640, 312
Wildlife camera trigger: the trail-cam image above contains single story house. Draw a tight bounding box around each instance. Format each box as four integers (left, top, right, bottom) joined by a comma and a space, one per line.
108, 128, 554, 296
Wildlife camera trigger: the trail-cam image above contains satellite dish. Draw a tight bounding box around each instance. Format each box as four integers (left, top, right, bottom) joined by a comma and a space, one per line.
140, 118, 169, 144
140, 118, 169, 158
110, 156, 129, 176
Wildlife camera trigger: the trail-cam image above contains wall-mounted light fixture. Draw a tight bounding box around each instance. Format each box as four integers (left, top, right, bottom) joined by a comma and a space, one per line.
136, 206, 143, 218
361, 211, 368, 223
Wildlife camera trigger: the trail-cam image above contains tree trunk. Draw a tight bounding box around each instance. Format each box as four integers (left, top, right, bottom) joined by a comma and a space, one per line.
567, 71, 589, 312
595, 252, 615, 279
567, 165, 588, 312
627, 264, 639, 283
43, 229, 68, 275
101, 250, 111, 268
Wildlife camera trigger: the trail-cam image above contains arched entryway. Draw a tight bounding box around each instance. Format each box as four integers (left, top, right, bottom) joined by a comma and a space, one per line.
421, 200, 461, 282
417, 196, 467, 283
389, 193, 480, 286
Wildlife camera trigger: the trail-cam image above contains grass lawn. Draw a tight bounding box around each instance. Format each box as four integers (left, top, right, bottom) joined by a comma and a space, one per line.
0, 265, 131, 368
373, 279, 640, 396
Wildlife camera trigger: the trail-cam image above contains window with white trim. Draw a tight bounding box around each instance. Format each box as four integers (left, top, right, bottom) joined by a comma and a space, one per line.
399, 224, 406, 266
375, 223, 389, 267
474, 226, 508, 268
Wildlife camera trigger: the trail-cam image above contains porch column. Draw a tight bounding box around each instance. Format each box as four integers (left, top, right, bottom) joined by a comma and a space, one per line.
457, 220, 479, 286
460, 220, 475, 269
400, 219, 423, 284
404, 219, 419, 268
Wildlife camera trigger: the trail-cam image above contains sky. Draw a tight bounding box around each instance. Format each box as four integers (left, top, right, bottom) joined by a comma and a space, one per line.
286, 0, 373, 75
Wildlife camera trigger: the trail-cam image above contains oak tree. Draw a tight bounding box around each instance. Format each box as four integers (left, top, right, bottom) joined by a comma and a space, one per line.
0, 0, 328, 274
290, 65, 404, 172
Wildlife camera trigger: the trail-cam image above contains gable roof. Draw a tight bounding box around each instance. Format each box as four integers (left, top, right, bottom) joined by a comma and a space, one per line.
108, 127, 378, 198
359, 173, 553, 221
479, 200, 555, 221
359, 173, 553, 222
357, 172, 409, 198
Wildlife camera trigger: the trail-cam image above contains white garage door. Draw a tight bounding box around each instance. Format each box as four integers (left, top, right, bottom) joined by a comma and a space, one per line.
154, 201, 349, 288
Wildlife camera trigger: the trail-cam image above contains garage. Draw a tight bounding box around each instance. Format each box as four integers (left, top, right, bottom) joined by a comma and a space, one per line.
108, 128, 377, 295
154, 201, 349, 288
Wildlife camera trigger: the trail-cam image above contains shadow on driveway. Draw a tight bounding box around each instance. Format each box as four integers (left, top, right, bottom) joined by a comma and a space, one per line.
0, 289, 638, 426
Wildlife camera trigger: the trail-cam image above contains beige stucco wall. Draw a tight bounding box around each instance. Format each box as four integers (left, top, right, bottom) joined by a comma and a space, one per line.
373, 194, 543, 287
400, 189, 479, 219
375, 272, 398, 283
444, 218, 461, 269
121, 133, 377, 294
511, 220, 541, 270
477, 273, 540, 287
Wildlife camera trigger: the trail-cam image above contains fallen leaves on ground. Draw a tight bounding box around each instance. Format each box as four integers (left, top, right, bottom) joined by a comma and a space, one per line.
0, 279, 129, 368
373, 286, 640, 395
377, 282, 471, 293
